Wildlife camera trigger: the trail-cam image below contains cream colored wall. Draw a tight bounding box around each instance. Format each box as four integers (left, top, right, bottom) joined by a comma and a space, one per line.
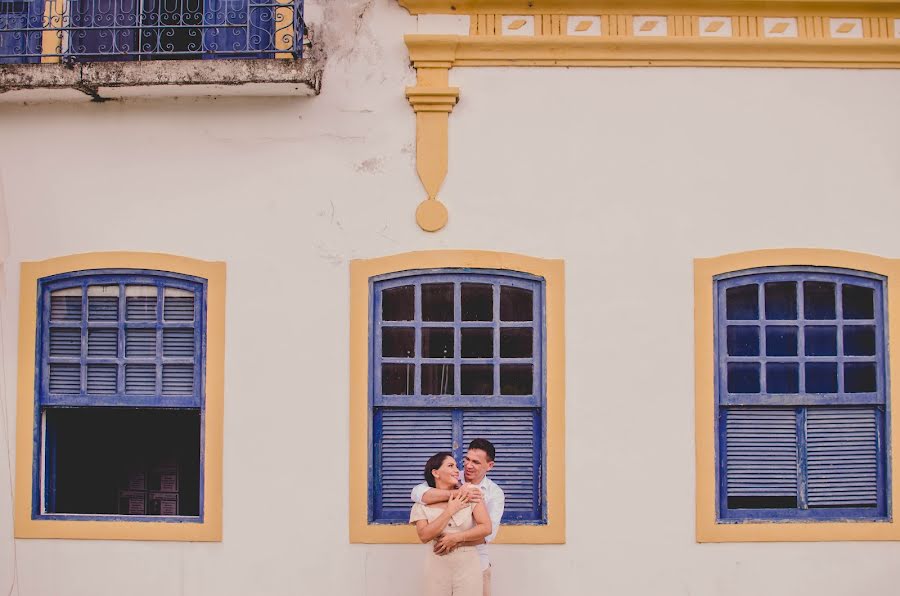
2, 0, 900, 593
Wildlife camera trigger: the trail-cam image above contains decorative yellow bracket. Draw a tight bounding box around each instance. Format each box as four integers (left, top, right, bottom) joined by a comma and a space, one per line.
405, 38, 460, 232
401, 0, 900, 230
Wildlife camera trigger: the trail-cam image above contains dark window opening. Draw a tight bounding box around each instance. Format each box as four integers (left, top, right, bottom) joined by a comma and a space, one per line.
46, 408, 200, 517
727, 496, 798, 509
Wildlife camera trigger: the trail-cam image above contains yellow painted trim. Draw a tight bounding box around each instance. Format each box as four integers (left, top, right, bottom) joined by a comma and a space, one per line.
349, 251, 565, 544
406, 34, 900, 68
39, 0, 64, 64
405, 46, 460, 232
14, 252, 225, 541
274, 0, 295, 60
399, 0, 900, 17
695, 248, 900, 543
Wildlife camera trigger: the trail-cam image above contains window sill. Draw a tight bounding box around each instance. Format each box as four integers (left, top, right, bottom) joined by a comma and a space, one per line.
0, 57, 322, 103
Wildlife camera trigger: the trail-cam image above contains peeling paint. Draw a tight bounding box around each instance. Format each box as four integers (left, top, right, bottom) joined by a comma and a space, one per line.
355, 157, 385, 174
0, 48, 323, 102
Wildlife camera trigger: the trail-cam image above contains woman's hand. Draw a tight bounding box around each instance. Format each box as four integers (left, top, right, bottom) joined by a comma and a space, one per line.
445, 490, 469, 515
433, 533, 460, 555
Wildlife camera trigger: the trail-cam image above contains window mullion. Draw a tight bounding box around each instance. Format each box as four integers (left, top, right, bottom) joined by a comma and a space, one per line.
118, 282, 126, 396
454, 282, 461, 398
836, 283, 845, 393
493, 283, 500, 396
155, 283, 163, 395
452, 409, 463, 464
80, 282, 88, 397
414, 283, 422, 397
797, 406, 808, 510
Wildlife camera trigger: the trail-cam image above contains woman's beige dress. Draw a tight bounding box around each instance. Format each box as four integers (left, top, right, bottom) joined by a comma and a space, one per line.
410, 503, 482, 596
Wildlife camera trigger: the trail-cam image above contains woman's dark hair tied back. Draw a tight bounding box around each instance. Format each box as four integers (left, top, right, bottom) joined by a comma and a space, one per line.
424, 451, 454, 488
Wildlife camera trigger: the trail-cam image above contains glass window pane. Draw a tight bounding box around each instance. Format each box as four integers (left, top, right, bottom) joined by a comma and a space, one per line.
726, 326, 759, 356
422, 364, 454, 395
500, 365, 532, 395
805, 326, 837, 356
88, 285, 120, 321
727, 362, 760, 393
500, 286, 533, 322
726, 284, 758, 320
125, 286, 158, 321
500, 328, 532, 358
422, 283, 454, 322
844, 362, 876, 393
50, 288, 83, 322
382, 364, 414, 395
461, 328, 492, 358
765, 282, 797, 320
461, 283, 493, 321
382, 286, 414, 321
382, 327, 414, 358
766, 363, 799, 394
805, 362, 838, 393
461, 365, 493, 395
422, 328, 454, 358
765, 326, 797, 357
163, 287, 194, 321
803, 281, 835, 320
844, 326, 876, 356
843, 284, 874, 320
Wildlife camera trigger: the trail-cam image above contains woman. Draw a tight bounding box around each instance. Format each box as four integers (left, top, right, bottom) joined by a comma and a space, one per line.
410, 452, 492, 596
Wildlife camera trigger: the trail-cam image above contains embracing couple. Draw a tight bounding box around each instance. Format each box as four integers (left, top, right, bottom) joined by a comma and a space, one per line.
409, 438, 505, 596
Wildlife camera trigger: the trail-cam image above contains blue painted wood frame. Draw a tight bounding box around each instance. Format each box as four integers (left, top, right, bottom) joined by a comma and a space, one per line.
0, 0, 43, 64
31, 269, 207, 522
368, 269, 547, 525
714, 266, 890, 522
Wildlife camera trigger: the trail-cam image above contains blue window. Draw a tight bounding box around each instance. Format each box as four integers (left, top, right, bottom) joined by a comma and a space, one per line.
715, 267, 889, 521
0, 0, 302, 61
34, 269, 206, 521
0, 0, 42, 64
370, 270, 545, 524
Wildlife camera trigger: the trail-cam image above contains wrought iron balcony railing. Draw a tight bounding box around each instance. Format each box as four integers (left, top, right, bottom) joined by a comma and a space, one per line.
0, 0, 304, 62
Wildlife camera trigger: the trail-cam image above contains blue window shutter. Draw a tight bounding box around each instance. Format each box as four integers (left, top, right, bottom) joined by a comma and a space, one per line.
462, 409, 540, 521
68, 0, 138, 61
203, 0, 272, 58
725, 409, 798, 500
0, 0, 42, 64
806, 408, 878, 507
375, 409, 453, 520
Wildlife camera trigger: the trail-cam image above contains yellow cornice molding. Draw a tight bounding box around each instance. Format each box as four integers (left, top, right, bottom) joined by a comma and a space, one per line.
399, 0, 900, 17
400, 11, 900, 231
407, 34, 900, 67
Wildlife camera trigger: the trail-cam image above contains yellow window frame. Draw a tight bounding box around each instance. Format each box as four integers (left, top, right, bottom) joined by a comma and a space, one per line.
14, 252, 225, 541
349, 250, 566, 544
695, 248, 900, 542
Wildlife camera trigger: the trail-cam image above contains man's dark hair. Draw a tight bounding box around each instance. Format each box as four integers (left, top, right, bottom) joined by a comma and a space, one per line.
424, 451, 454, 488
467, 438, 495, 462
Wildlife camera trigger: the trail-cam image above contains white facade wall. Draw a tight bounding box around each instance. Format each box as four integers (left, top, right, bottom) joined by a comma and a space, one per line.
2, 0, 900, 594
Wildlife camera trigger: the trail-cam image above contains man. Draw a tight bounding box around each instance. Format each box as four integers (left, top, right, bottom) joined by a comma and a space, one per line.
411, 438, 505, 596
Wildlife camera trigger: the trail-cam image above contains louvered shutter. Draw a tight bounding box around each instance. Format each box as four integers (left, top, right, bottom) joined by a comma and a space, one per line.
806, 407, 878, 507
725, 409, 798, 500
50, 293, 82, 321
49, 363, 80, 394
50, 328, 81, 357
463, 409, 539, 520
376, 409, 453, 519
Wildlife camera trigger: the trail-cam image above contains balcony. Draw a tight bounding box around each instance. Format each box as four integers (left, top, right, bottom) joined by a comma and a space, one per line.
0, 0, 321, 101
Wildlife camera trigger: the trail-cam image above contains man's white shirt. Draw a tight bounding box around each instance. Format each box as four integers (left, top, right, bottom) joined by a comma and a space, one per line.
410, 477, 505, 571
